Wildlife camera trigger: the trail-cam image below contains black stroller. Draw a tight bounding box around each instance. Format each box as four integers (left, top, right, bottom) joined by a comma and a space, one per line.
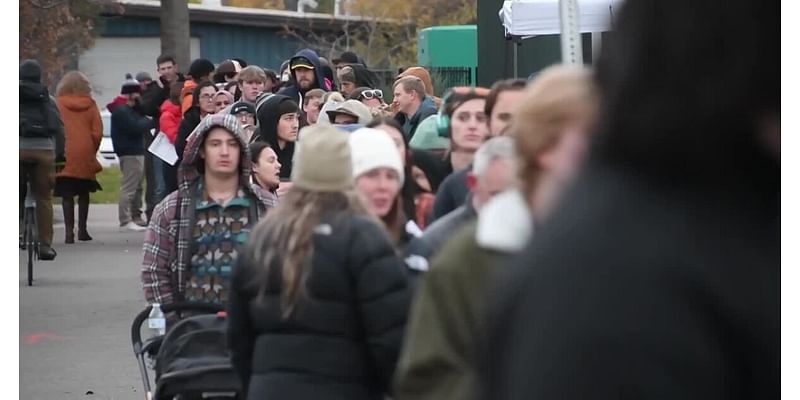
130, 302, 242, 400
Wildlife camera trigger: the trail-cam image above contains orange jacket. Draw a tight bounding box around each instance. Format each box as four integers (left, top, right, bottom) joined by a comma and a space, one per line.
180, 80, 198, 115
56, 95, 103, 179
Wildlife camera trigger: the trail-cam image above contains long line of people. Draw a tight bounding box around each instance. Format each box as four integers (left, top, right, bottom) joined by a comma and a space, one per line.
19, 0, 776, 396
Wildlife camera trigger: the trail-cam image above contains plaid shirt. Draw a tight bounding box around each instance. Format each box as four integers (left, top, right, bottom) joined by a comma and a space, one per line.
141, 113, 278, 305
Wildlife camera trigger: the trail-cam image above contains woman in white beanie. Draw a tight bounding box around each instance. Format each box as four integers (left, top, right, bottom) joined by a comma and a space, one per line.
228, 124, 411, 400
350, 128, 423, 249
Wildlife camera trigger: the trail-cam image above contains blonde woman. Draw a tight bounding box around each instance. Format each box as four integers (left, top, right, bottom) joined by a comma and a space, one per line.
228, 125, 411, 400
54, 71, 103, 243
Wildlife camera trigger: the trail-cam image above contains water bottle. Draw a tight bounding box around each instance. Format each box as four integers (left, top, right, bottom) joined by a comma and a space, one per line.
147, 303, 166, 336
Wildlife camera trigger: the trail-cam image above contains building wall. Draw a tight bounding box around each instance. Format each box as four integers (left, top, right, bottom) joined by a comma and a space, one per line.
81, 15, 306, 107
96, 16, 305, 70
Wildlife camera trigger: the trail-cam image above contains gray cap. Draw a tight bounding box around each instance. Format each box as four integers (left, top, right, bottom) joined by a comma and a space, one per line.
135, 71, 152, 82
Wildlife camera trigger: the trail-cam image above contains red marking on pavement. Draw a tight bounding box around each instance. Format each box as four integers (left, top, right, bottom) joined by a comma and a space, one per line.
23, 333, 64, 345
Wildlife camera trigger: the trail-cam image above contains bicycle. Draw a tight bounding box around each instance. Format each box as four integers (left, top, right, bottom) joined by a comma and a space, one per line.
20, 162, 38, 287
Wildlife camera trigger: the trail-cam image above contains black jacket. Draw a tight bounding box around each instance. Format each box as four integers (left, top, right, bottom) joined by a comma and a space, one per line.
110, 104, 155, 156
431, 167, 470, 222
175, 108, 202, 161
395, 101, 438, 139
255, 94, 296, 179
227, 212, 412, 400
479, 166, 779, 400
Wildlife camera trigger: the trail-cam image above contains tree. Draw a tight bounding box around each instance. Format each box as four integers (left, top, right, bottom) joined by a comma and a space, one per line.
19, 0, 116, 87
160, 0, 191, 70
281, 0, 477, 69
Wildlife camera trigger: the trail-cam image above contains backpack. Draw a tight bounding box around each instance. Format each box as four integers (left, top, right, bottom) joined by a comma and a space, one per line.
20, 89, 56, 138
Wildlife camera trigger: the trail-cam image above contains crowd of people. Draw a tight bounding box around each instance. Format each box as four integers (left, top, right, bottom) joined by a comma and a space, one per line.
19, 0, 777, 398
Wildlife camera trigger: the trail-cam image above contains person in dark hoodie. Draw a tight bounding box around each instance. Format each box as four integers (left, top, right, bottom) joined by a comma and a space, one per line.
19, 59, 65, 260
277, 49, 328, 108
111, 75, 156, 231
254, 94, 300, 181
479, 0, 778, 399
142, 114, 278, 307
337, 64, 379, 98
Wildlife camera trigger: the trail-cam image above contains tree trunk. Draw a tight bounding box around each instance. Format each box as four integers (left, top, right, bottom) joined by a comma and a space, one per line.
160, 0, 191, 73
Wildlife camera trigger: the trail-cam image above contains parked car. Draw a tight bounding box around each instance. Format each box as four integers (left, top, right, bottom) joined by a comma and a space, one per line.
97, 109, 118, 167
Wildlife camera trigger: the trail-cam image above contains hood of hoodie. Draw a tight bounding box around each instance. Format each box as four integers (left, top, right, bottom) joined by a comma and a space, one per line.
256, 94, 296, 148
181, 80, 198, 101
399, 67, 435, 96
345, 64, 380, 89
106, 95, 128, 113
20, 81, 49, 103
20, 59, 42, 83
58, 95, 96, 112
178, 113, 254, 192
289, 49, 326, 93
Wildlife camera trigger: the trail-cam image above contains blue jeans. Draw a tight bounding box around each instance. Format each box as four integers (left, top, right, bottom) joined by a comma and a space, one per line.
152, 157, 167, 205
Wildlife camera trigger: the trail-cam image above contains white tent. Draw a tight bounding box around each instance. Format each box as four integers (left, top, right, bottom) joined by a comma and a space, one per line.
499, 0, 619, 37
498, 0, 620, 71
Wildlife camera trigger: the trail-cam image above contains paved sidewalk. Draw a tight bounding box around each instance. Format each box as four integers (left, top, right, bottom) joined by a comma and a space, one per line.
20, 205, 149, 400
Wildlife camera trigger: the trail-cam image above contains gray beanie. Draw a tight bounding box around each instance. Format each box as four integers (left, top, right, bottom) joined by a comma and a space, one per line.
291, 125, 354, 192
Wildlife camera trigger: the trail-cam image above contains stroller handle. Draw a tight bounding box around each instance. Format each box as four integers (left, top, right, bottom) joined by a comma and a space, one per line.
131, 302, 225, 350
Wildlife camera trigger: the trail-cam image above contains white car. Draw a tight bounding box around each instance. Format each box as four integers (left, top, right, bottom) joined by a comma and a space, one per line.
97, 109, 118, 167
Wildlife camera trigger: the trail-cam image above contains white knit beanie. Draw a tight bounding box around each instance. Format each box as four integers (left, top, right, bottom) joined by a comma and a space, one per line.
349, 128, 405, 185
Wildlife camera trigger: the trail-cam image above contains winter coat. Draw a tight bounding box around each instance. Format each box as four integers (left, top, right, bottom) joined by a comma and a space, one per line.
159, 100, 182, 144
394, 189, 532, 400
19, 80, 65, 158
106, 96, 127, 113
404, 195, 477, 273
180, 80, 198, 115
227, 212, 412, 400
254, 94, 296, 179
175, 108, 203, 161
110, 104, 154, 156
56, 95, 103, 180
480, 167, 778, 399
395, 98, 438, 140
277, 49, 328, 106
431, 167, 470, 222
141, 114, 278, 306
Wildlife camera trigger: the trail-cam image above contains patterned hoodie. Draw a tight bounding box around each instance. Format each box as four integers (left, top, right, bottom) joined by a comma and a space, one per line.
141, 114, 278, 305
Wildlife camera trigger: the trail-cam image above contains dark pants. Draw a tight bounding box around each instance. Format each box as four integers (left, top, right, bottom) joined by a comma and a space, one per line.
144, 137, 156, 221
19, 149, 55, 246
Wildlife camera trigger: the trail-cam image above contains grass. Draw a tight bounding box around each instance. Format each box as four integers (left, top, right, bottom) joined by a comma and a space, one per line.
91, 166, 122, 204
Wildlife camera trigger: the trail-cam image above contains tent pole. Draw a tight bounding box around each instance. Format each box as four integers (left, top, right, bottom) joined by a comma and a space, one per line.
591, 32, 602, 62
559, 0, 583, 64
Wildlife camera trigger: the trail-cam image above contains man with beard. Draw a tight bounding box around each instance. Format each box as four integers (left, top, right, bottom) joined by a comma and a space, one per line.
277, 49, 327, 109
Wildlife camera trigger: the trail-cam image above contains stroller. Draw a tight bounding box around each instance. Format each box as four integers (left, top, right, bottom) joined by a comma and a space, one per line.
130, 302, 242, 400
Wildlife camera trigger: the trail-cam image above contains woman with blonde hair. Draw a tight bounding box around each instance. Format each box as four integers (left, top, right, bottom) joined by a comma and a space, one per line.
227, 124, 411, 400
54, 71, 103, 243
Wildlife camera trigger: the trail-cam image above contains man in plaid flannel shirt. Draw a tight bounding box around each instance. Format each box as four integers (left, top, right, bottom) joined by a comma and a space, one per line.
141, 114, 277, 306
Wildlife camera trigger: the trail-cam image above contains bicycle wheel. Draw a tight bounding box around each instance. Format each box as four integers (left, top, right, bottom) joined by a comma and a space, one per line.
25, 207, 34, 286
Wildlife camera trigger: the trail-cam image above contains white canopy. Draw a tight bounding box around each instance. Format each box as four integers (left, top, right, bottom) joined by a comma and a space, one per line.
499, 0, 620, 36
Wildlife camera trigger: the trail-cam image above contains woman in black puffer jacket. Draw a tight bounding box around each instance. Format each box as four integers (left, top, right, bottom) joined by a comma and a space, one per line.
227, 124, 411, 400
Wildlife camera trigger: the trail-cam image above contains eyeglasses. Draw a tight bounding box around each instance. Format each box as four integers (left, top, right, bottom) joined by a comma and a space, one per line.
358, 89, 383, 100
199, 93, 215, 100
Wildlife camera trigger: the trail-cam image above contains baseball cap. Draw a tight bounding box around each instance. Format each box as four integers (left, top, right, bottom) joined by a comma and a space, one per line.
291, 57, 315, 70
230, 101, 255, 115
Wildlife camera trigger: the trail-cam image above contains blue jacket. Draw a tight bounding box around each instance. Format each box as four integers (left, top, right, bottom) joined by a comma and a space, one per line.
277, 49, 328, 105
111, 104, 155, 156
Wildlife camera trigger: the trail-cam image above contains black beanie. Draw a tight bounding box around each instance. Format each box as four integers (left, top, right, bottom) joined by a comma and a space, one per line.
278, 98, 300, 116
120, 73, 142, 95
189, 58, 215, 81
20, 59, 42, 83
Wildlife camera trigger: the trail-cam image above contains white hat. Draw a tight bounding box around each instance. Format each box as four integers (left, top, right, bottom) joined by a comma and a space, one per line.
348, 128, 404, 185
